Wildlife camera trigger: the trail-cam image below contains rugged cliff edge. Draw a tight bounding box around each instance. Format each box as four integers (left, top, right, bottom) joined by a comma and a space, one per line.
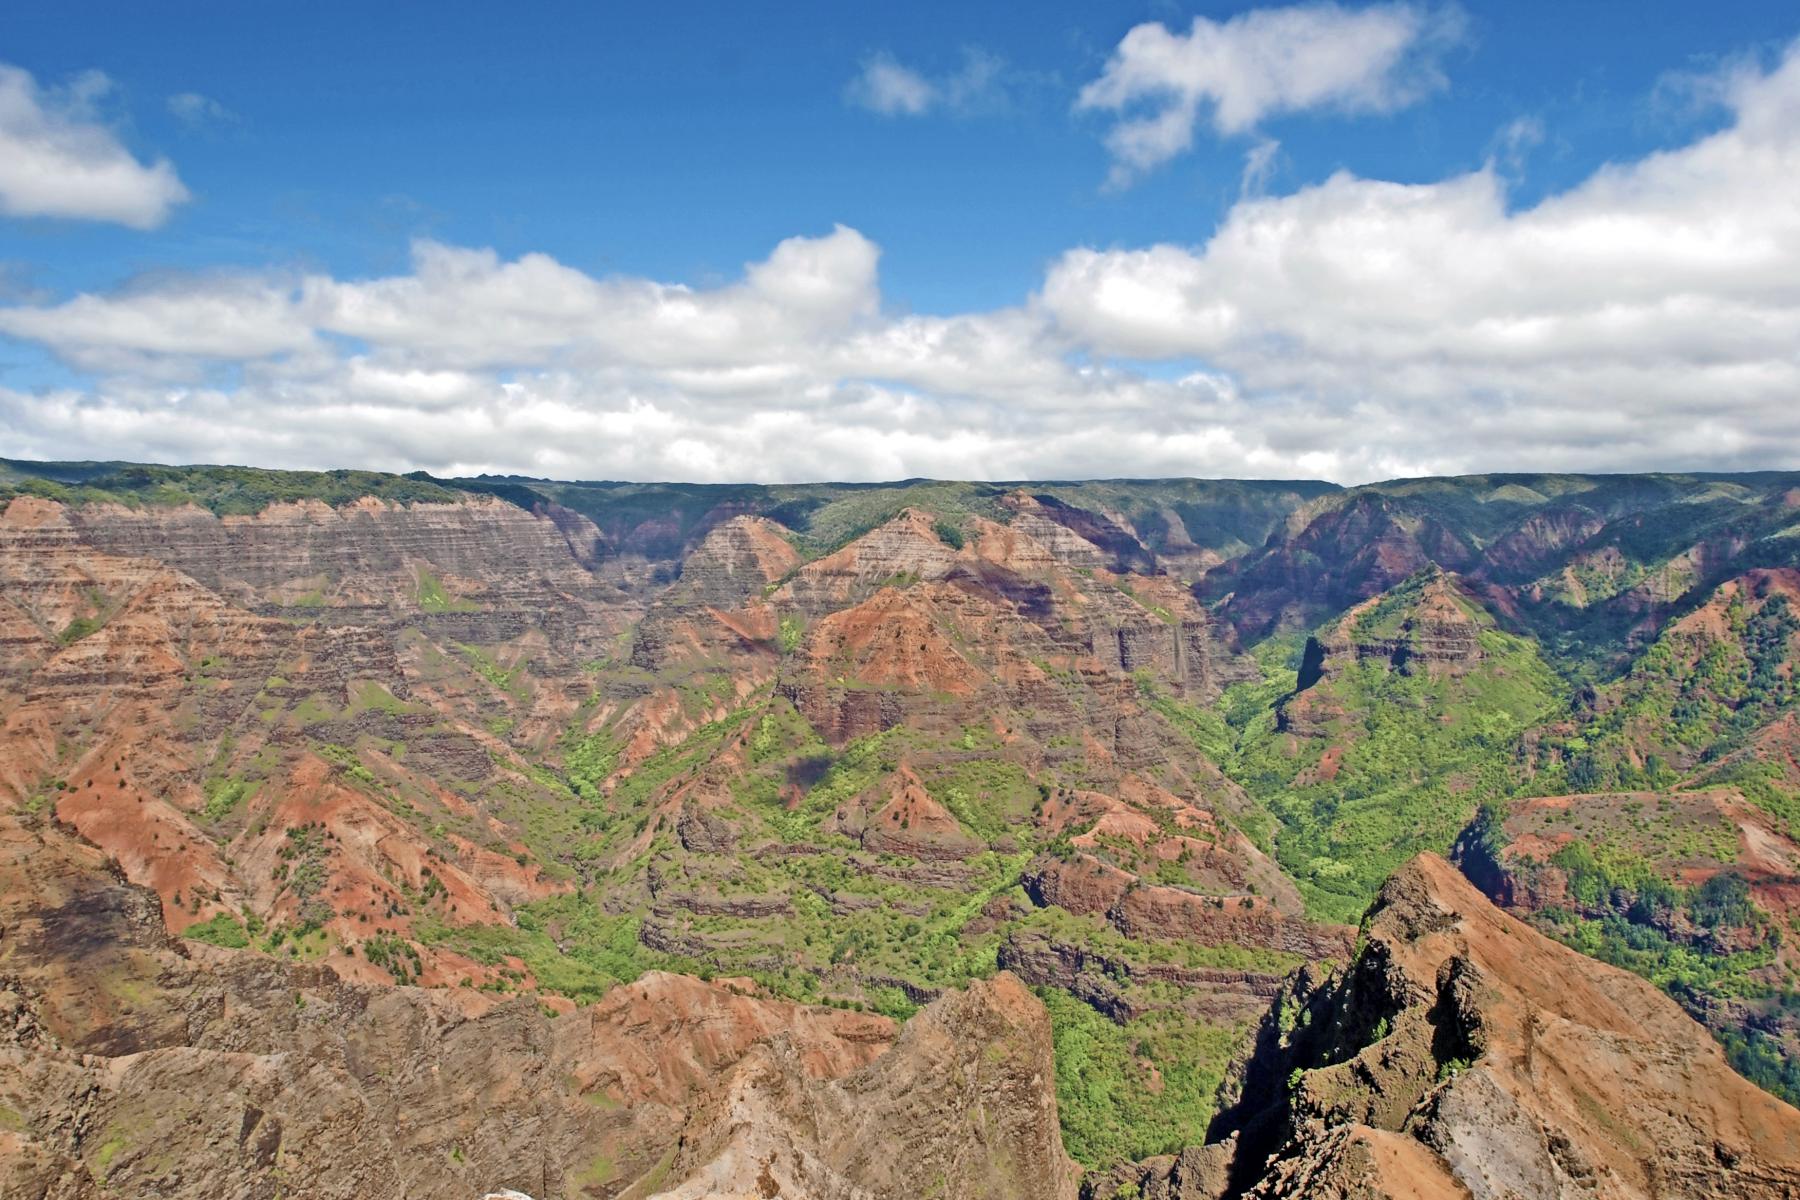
1101, 853, 1800, 1200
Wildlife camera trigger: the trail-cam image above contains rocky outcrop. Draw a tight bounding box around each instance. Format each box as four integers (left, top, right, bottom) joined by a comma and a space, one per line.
0, 812, 916, 1200
1453, 788, 1797, 924
0, 492, 603, 973
1000, 492, 1157, 575
1200, 854, 1800, 1200
65, 496, 609, 603
774, 508, 965, 616
1084, 611, 1254, 699
831, 765, 983, 862
677, 800, 739, 854
12, 466, 1800, 1200
1320, 573, 1484, 677
649, 972, 1080, 1200
1479, 506, 1609, 583
1276, 572, 1488, 736
673, 515, 800, 610
998, 929, 1286, 1026
1206, 493, 1478, 640
1024, 854, 1356, 963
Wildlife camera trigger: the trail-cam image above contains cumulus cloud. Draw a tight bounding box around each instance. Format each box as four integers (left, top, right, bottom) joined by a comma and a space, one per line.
846, 48, 1010, 117
0, 277, 315, 374
4, 42, 1800, 483
1078, 3, 1461, 182
0, 64, 189, 227
1043, 38, 1800, 476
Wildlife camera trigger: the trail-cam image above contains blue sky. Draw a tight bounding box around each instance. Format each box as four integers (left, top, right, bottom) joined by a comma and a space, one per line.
1, 1, 1798, 482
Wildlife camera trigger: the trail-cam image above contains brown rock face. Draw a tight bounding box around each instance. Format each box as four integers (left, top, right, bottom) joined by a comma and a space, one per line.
0, 492, 620, 985
650, 972, 1080, 1200
833, 764, 985, 862
672, 515, 801, 610
1023, 854, 1353, 961
997, 928, 1287, 1026
1309, 572, 1484, 679
1, 812, 1102, 1200
1206, 493, 1478, 641
1203, 854, 1800, 1200
64, 496, 611, 605
0, 798, 1080, 1200
16, 467, 1800, 1199
774, 508, 965, 615
997, 492, 1150, 574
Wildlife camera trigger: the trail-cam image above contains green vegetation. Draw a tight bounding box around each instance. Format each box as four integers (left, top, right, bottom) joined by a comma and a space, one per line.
1040, 987, 1243, 1166
1506, 825, 1798, 1106
1013, 902, 1306, 975
458, 643, 530, 698
1721, 1020, 1800, 1106
349, 680, 417, 715
921, 757, 1036, 841
1226, 621, 1561, 921
272, 823, 332, 927
1704, 758, 1800, 839
18, 462, 1800, 1156
0, 459, 467, 515
363, 932, 425, 984
563, 728, 620, 802
201, 776, 257, 822
59, 615, 103, 644
416, 569, 479, 613
777, 613, 805, 653
1533, 592, 1798, 795
182, 911, 251, 949
419, 893, 656, 1003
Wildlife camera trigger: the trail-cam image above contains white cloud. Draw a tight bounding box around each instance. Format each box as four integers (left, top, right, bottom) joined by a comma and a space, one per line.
847, 54, 936, 116
302, 224, 881, 371
1078, 3, 1461, 182
1240, 137, 1282, 197
1043, 37, 1800, 476
0, 277, 314, 372
0, 64, 189, 228
4, 42, 1800, 484
1487, 114, 1543, 175
167, 92, 237, 129
847, 48, 1010, 117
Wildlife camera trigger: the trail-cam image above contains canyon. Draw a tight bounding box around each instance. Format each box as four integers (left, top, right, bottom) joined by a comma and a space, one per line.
3, 458, 1800, 1198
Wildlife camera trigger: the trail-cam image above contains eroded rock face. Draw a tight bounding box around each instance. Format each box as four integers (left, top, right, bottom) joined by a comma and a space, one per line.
0, 493, 625, 982
650, 972, 1080, 1200
1022, 854, 1352, 961
673, 516, 801, 610
832, 765, 984, 862
1297, 572, 1485, 689
0, 808, 1088, 1200
1201, 854, 1800, 1200
2, 813, 1036, 1200
1, 484, 1282, 1002
64, 497, 610, 603
774, 509, 966, 616
997, 928, 1286, 1027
